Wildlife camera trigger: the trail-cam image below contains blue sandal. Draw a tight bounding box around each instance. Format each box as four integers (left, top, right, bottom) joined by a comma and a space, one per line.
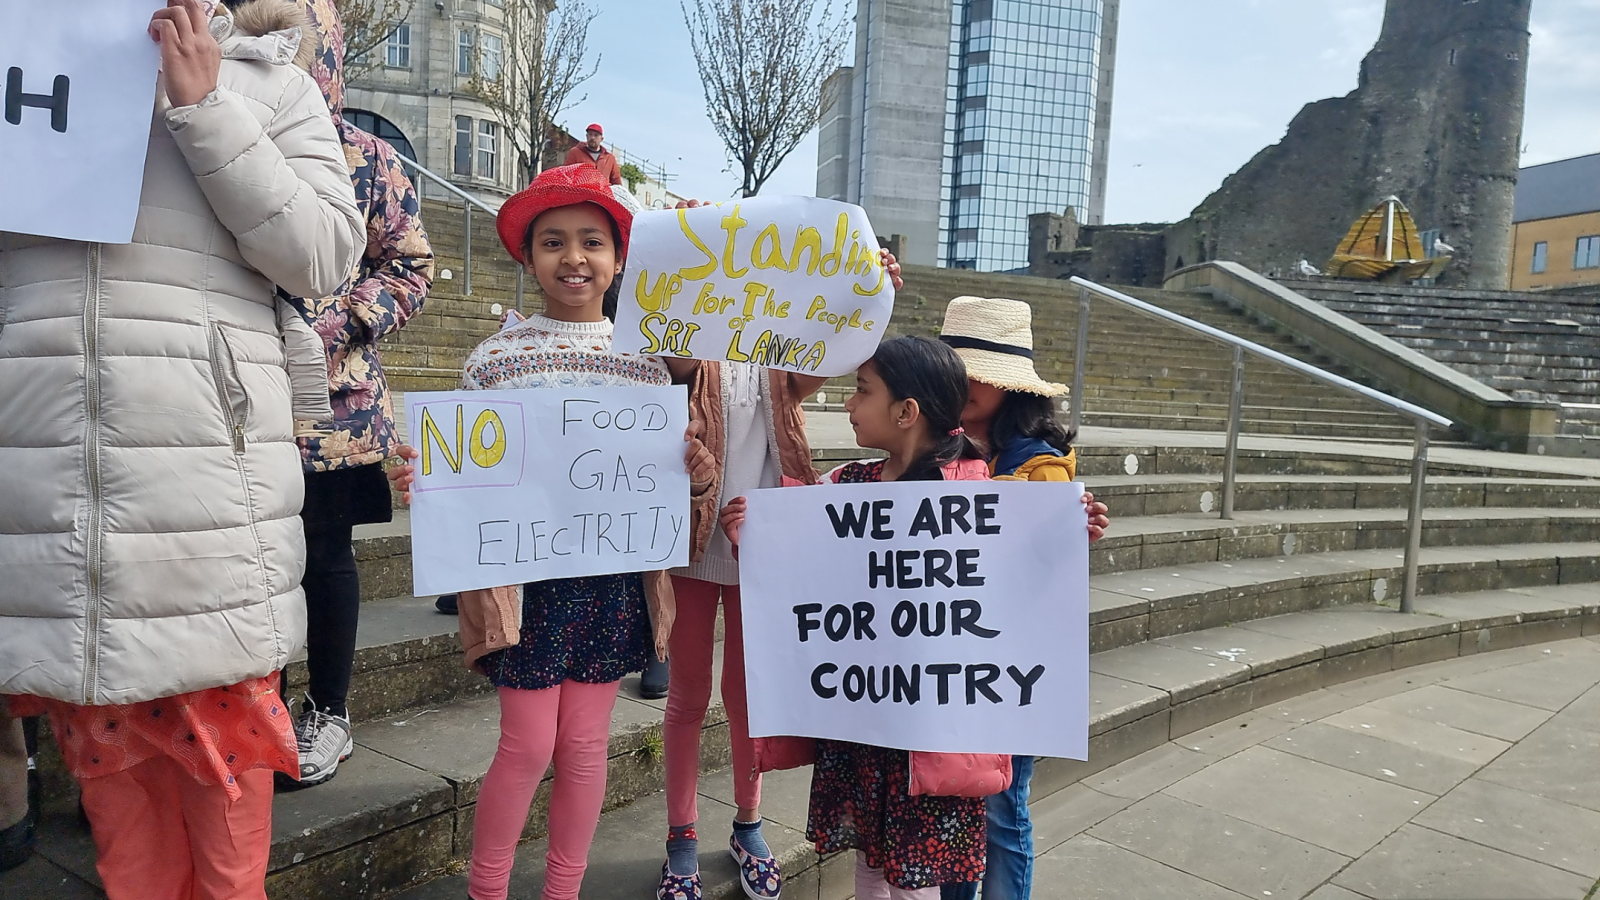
656, 860, 703, 900
728, 833, 782, 899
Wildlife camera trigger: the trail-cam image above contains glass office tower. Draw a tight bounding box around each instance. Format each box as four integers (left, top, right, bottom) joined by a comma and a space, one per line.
940, 0, 1112, 271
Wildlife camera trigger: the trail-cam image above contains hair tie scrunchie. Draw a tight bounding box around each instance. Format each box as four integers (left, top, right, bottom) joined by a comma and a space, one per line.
949, 427, 966, 437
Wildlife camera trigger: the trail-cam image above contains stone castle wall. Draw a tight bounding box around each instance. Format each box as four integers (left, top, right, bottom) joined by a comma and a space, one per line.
1169, 0, 1532, 289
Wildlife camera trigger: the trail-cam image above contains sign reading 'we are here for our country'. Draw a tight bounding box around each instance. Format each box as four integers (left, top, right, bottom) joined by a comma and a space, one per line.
613, 196, 895, 378
1, 1, 165, 243
739, 480, 1090, 759
405, 386, 692, 596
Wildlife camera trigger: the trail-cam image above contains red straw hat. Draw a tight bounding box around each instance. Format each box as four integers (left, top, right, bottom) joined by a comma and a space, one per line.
496, 164, 634, 265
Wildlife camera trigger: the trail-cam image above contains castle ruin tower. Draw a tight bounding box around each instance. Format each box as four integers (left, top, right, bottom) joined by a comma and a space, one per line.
1171, 0, 1532, 288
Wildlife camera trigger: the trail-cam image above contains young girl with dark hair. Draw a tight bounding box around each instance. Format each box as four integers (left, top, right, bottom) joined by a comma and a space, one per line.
937, 295, 1110, 900
388, 164, 715, 900
722, 334, 1111, 900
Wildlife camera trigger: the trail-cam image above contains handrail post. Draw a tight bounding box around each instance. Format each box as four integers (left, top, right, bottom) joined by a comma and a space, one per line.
1222, 344, 1244, 520
1070, 287, 1090, 436
516, 266, 525, 312
1402, 419, 1430, 614
463, 205, 474, 297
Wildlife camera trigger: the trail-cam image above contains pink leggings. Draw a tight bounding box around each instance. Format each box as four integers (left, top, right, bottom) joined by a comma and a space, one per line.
468, 680, 621, 900
855, 852, 939, 900
664, 577, 758, 826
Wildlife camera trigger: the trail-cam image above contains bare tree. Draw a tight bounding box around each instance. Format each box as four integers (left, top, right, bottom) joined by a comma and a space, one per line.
682, 0, 849, 197
469, 0, 601, 184
335, 0, 416, 78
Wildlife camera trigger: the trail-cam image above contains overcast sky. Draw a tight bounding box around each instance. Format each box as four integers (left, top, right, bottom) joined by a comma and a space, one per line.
565, 1, 1600, 223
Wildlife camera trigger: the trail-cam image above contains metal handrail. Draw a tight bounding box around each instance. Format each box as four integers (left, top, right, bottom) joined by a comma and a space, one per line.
395, 154, 523, 303
1067, 276, 1454, 613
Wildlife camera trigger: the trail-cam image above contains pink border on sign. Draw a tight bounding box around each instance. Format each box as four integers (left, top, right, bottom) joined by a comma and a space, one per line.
411, 399, 529, 493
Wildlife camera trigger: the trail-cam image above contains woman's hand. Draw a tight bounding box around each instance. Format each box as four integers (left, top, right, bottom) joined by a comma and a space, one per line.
499, 308, 526, 328
684, 420, 715, 493
880, 249, 904, 292
150, 0, 222, 108
388, 445, 419, 505
1083, 491, 1110, 542
719, 496, 748, 549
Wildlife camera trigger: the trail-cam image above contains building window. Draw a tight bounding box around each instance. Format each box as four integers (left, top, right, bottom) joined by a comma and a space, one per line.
1576, 236, 1600, 270
385, 23, 411, 68
1532, 241, 1548, 274
343, 109, 417, 162
458, 29, 474, 75
454, 116, 473, 176
480, 33, 504, 82
478, 121, 498, 179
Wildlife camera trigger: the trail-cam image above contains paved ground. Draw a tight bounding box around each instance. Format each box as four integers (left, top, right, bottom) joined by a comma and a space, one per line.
1028, 635, 1600, 900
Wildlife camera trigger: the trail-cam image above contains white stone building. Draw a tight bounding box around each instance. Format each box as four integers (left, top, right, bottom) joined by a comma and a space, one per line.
342, 0, 554, 203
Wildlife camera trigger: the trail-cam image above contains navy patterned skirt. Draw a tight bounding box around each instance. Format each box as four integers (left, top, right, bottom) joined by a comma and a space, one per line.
479, 573, 653, 691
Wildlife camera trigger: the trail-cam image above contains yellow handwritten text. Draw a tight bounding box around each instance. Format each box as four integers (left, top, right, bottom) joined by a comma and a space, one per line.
804, 296, 876, 334
638, 312, 703, 358
420, 406, 509, 475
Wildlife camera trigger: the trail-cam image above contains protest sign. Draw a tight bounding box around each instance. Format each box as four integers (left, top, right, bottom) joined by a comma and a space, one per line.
405, 385, 692, 595
613, 196, 895, 378
0, 1, 164, 243
739, 480, 1089, 759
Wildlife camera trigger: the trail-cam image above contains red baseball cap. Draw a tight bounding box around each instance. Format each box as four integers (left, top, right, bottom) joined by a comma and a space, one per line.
497, 164, 635, 266
586, 123, 604, 135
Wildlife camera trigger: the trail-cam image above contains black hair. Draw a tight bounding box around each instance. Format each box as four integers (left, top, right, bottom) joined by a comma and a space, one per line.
522, 206, 626, 321
989, 390, 1076, 454
868, 336, 985, 482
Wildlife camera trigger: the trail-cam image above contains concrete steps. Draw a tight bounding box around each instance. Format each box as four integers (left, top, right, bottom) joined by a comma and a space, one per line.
1277, 279, 1600, 428
382, 585, 1600, 900
345, 468, 1600, 604
17, 426, 1600, 900
31, 554, 1599, 899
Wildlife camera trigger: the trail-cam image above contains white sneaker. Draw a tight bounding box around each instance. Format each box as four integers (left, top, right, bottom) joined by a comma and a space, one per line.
293, 699, 353, 788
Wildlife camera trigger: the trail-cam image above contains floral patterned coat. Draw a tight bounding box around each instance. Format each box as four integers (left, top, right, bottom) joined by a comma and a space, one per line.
284, 0, 435, 472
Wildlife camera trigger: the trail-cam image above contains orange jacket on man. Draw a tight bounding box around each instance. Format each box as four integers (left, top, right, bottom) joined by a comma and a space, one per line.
563, 142, 622, 185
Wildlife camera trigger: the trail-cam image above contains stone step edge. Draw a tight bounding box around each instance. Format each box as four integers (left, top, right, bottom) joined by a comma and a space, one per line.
320, 536, 1600, 722
301, 586, 1600, 900
349, 508, 1600, 606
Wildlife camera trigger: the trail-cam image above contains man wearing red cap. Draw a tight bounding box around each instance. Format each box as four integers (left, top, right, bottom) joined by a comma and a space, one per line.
564, 123, 623, 186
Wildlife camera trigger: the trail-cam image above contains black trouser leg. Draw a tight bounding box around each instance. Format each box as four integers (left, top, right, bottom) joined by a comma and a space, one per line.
302, 520, 361, 718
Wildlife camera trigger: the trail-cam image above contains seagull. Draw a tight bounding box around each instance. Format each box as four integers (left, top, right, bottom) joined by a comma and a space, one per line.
1433, 239, 1456, 255
1295, 259, 1321, 277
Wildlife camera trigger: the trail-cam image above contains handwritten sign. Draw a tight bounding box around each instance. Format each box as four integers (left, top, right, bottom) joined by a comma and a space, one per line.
0, 1, 164, 243
739, 480, 1089, 759
614, 196, 895, 377
405, 386, 692, 595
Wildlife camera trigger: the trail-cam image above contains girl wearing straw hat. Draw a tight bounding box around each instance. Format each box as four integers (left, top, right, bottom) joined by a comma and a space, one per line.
937, 296, 1111, 900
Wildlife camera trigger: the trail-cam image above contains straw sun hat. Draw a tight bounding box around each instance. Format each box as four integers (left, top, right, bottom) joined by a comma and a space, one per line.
938, 296, 1069, 397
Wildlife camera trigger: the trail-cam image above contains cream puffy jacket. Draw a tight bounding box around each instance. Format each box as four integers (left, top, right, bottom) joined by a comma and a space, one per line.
0, 5, 363, 705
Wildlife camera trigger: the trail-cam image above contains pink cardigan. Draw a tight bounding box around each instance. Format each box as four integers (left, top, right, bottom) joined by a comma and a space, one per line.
754, 455, 1014, 798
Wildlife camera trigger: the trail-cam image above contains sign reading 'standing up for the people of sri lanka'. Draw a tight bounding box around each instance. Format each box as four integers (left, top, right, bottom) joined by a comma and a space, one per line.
0, 1, 165, 243
614, 197, 896, 377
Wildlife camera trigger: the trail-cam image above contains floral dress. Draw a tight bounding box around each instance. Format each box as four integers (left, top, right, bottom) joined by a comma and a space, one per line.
804, 459, 989, 889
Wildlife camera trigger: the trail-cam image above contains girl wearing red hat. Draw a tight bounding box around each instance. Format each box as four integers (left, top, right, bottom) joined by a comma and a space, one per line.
390, 164, 714, 900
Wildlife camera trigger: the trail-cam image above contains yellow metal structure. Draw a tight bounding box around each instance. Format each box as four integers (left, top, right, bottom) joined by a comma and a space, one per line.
1325, 196, 1451, 281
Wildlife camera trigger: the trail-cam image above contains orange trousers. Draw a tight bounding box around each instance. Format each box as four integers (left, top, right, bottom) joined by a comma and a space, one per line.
78, 756, 273, 900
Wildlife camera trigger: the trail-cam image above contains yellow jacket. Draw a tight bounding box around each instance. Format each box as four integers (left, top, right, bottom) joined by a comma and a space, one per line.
990, 448, 1077, 481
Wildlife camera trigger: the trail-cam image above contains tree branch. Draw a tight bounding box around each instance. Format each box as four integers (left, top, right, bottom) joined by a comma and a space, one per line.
681, 0, 849, 196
